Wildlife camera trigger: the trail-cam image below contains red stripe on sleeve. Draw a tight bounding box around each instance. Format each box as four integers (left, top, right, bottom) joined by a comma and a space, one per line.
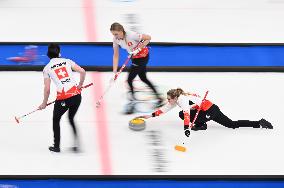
183, 111, 190, 126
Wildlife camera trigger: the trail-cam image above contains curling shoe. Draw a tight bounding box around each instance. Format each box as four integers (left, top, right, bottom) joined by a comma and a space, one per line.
123, 103, 135, 114
70, 139, 81, 153
49, 146, 60, 153
70, 146, 80, 153
259, 118, 273, 129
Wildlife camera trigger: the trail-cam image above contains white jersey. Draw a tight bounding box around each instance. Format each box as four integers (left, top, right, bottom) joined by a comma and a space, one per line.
43, 58, 80, 100
153, 94, 213, 126
113, 30, 149, 59
113, 30, 142, 53
160, 95, 203, 114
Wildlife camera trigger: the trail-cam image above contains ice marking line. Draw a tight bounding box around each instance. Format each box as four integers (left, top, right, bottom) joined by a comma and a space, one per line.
92, 72, 112, 175
83, 0, 111, 174
83, 0, 96, 42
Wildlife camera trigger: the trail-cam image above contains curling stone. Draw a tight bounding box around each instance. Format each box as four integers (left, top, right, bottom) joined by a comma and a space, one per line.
129, 118, 146, 131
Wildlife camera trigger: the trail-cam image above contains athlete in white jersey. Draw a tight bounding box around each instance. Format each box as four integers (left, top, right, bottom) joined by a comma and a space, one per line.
38, 44, 86, 153
42, 57, 81, 100
112, 30, 148, 58
138, 88, 273, 137
110, 22, 164, 114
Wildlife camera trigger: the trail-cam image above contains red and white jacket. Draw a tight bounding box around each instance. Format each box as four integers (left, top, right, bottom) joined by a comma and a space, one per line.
152, 94, 213, 126
43, 58, 81, 100
113, 30, 149, 59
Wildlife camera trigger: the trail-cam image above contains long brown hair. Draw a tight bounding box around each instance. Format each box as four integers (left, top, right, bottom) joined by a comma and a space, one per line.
167, 88, 200, 99
110, 22, 126, 36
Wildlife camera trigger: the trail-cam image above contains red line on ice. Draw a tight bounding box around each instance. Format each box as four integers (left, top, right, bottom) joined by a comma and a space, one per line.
83, 0, 112, 174
83, 0, 97, 42
92, 72, 112, 175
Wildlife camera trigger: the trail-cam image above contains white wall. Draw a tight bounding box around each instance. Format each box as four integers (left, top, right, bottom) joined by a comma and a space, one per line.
0, 0, 283, 42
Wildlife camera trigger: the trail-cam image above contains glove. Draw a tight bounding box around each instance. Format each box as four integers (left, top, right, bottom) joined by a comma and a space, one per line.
184, 125, 190, 137
129, 48, 141, 56
184, 129, 190, 137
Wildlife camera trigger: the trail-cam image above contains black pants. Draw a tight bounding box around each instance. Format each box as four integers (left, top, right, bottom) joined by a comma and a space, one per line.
179, 104, 260, 129
128, 55, 160, 100
53, 94, 81, 148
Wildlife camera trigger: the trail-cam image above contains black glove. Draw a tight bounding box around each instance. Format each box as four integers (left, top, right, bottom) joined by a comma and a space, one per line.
184, 129, 190, 137
184, 125, 190, 137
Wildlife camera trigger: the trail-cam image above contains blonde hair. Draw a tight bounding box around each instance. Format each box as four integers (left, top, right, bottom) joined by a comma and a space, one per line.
110, 22, 126, 35
167, 88, 200, 99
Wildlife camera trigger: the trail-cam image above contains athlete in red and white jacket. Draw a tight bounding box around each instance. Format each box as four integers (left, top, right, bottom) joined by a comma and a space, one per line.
110, 22, 164, 114
42, 57, 82, 101
138, 88, 273, 137
38, 44, 86, 153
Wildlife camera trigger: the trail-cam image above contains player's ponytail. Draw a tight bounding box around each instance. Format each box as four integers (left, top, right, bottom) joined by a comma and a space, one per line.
167, 88, 200, 99
176, 88, 184, 96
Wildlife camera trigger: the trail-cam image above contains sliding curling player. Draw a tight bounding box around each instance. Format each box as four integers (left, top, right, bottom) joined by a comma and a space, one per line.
136, 88, 273, 136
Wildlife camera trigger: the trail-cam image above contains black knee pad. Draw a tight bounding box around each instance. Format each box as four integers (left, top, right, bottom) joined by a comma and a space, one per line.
192, 122, 207, 131
179, 111, 184, 120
